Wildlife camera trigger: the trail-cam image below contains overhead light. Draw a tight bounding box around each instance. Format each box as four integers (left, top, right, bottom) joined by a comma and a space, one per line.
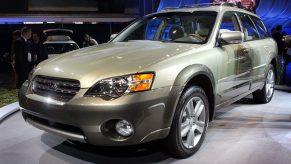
24, 22, 43, 24
46, 22, 56, 24
73, 22, 83, 24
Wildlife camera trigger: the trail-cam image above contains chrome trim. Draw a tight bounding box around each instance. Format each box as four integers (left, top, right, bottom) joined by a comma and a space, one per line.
218, 71, 250, 83
32, 76, 80, 102
140, 127, 170, 143
218, 64, 266, 84
26, 94, 65, 106
252, 64, 266, 70
148, 103, 166, 110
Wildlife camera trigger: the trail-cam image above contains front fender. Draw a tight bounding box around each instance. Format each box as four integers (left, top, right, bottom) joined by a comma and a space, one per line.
173, 64, 216, 89
162, 64, 216, 128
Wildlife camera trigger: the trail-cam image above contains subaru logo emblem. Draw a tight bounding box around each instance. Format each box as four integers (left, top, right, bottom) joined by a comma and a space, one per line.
49, 82, 58, 90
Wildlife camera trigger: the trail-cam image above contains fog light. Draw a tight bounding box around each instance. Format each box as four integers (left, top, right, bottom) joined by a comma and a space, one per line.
115, 120, 134, 137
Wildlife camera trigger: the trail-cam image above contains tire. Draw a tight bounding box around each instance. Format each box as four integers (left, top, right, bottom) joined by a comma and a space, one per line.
163, 86, 209, 159
253, 64, 275, 104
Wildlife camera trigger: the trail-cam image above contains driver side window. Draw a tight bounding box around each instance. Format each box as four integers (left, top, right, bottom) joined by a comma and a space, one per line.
220, 13, 241, 33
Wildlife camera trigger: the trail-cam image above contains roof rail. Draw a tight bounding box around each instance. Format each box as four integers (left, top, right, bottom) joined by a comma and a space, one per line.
162, 2, 235, 9
190, 3, 214, 7
162, 6, 180, 11
189, 2, 238, 7
162, 2, 254, 13
162, 3, 210, 11
220, 2, 237, 7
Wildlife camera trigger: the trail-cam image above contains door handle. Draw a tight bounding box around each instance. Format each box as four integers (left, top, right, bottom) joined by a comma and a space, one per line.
243, 49, 249, 54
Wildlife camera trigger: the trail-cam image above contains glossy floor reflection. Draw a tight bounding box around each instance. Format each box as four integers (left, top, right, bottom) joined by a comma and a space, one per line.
1, 91, 291, 164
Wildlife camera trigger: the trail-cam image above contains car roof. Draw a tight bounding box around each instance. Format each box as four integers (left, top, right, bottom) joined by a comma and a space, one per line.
43, 40, 78, 44
43, 29, 74, 36
46, 35, 72, 41
158, 5, 259, 18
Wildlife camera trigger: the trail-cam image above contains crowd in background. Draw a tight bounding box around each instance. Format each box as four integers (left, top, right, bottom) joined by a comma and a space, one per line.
11, 27, 47, 88
214, 0, 256, 13
7, 27, 98, 89
83, 34, 98, 47
271, 25, 291, 85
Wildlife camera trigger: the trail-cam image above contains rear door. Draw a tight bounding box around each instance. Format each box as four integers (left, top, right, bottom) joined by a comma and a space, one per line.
238, 13, 269, 89
249, 16, 273, 88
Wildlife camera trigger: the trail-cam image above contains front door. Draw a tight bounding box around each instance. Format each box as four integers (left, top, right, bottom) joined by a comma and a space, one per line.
216, 12, 252, 104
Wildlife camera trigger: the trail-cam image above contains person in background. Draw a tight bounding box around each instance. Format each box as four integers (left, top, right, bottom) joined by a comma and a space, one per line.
282, 31, 287, 37
11, 30, 21, 69
237, 2, 242, 8
272, 25, 287, 85
82, 34, 98, 48
248, 1, 256, 13
272, 25, 284, 56
271, 28, 276, 35
14, 27, 32, 89
32, 32, 48, 66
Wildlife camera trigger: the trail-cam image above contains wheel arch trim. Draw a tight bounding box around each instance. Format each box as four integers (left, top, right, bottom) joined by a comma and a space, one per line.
163, 64, 216, 129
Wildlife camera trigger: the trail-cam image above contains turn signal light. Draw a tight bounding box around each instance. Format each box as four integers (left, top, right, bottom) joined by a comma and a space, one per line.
129, 73, 154, 92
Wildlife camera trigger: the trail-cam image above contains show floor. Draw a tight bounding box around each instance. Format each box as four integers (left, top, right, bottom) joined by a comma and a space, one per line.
0, 91, 291, 164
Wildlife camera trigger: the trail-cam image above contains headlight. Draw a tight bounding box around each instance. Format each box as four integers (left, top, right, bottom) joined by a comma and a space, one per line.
28, 67, 36, 82
85, 72, 155, 98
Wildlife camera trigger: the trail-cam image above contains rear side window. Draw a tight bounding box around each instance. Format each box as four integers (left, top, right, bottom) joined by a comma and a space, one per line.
250, 16, 269, 38
220, 13, 241, 32
238, 14, 260, 41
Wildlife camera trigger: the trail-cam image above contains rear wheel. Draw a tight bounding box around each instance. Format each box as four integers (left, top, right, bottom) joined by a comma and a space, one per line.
253, 64, 275, 104
163, 86, 209, 159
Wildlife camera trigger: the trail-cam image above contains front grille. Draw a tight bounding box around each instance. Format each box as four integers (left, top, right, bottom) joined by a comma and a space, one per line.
32, 76, 80, 102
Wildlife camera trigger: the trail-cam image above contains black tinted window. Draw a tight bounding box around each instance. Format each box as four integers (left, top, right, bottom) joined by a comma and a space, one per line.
251, 16, 269, 38
238, 14, 260, 41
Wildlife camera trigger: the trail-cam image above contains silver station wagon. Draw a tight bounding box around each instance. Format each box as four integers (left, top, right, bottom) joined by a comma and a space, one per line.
19, 3, 277, 158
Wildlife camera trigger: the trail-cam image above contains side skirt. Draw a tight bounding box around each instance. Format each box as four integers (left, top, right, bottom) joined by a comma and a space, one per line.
215, 84, 264, 111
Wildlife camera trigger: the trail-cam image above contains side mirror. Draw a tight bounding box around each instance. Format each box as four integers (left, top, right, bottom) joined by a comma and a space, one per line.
218, 31, 244, 46
110, 33, 118, 40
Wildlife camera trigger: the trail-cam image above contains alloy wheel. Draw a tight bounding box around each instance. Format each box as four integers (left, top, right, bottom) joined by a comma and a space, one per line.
266, 69, 275, 99
179, 97, 206, 149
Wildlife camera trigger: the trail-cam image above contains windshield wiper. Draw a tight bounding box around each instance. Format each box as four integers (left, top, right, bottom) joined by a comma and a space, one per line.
161, 40, 198, 44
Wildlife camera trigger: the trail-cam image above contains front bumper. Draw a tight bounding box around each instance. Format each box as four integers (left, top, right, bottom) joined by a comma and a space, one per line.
19, 81, 180, 146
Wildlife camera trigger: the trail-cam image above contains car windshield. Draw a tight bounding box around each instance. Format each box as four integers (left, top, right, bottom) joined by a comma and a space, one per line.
45, 43, 78, 54
113, 11, 217, 44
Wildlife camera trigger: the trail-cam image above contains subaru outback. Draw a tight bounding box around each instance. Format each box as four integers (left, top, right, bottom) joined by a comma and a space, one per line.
19, 3, 277, 158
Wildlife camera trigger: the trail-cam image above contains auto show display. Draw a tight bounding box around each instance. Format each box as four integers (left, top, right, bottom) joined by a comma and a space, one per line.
43, 29, 79, 58
19, 3, 277, 159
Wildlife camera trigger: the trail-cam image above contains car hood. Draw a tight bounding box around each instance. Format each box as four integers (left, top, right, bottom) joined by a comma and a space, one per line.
35, 41, 203, 88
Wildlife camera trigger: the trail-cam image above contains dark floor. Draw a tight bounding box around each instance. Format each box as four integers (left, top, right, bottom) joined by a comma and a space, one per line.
0, 72, 16, 89
0, 91, 291, 164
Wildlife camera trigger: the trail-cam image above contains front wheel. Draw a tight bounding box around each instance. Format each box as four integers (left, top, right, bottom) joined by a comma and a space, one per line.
163, 86, 209, 159
253, 64, 275, 104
